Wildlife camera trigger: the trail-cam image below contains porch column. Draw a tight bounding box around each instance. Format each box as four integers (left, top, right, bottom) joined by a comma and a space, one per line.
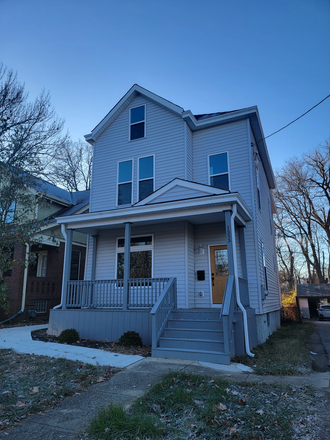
61, 228, 73, 310
123, 222, 131, 310
238, 226, 248, 280
224, 211, 235, 276
90, 235, 98, 307
91, 235, 98, 281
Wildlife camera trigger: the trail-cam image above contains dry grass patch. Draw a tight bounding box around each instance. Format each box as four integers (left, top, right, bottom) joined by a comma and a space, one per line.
0, 349, 121, 432
233, 322, 314, 375
86, 371, 321, 439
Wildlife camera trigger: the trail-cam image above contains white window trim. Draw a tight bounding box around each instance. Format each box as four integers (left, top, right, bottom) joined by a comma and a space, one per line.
129, 104, 146, 141
138, 154, 155, 201
37, 251, 48, 278
115, 234, 154, 279
117, 159, 134, 207
208, 151, 230, 191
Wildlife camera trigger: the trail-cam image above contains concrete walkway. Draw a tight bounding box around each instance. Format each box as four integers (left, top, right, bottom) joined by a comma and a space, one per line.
0, 325, 329, 439
0, 325, 143, 368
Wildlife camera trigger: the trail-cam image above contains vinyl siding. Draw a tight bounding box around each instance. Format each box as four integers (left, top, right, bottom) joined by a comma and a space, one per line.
187, 222, 195, 308
250, 126, 280, 314
186, 124, 193, 181
149, 186, 212, 204
192, 120, 252, 209
90, 95, 185, 212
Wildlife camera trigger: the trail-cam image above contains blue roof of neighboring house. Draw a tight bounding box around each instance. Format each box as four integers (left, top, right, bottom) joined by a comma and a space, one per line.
193, 110, 244, 121
297, 284, 330, 297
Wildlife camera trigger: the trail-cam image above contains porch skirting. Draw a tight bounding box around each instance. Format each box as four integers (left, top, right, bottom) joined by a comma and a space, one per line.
48, 309, 152, 345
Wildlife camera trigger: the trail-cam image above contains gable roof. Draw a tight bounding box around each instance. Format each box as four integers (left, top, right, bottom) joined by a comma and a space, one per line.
85, 85, 276, 189
134, 178, 229, 207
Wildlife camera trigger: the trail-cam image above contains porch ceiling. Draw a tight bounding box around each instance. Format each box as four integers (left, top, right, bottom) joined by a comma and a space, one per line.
56, 193, 251, 235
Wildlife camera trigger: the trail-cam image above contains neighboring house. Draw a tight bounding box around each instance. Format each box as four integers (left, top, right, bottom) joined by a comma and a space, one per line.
49, 85, 281, 364
1, 180, 89, 322
297, 284, 330, 319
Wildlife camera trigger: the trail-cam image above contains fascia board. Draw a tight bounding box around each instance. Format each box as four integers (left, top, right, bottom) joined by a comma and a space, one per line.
85, 84, 183, 142
135, 178, 228, 206
56, 193, 252, 228
182, 106, 258, 130
27, 187, 72, 207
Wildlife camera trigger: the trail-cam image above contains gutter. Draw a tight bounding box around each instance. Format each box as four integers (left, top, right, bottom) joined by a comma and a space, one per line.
231, 204, 254, 357
1, 243, 30, 324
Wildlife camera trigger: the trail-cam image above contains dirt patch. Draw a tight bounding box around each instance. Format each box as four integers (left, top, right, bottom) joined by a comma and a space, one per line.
31, 328, 152, 357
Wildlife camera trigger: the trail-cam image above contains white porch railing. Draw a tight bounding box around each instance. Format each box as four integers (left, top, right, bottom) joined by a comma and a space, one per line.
220, 275, 235, 356
150, 277, 177, 349
66, 278, 170, 309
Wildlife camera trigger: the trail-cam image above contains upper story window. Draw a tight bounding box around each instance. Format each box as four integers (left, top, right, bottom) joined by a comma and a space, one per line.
130, 105, 145, 140
138, 156, 154, 201
209, 152, 229, 190
118, 160, 133, 205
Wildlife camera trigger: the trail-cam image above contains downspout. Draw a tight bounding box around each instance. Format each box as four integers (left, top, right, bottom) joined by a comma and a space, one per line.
1, 243, 30, 324
231, 204, 254, 357
53, 224, 67, 309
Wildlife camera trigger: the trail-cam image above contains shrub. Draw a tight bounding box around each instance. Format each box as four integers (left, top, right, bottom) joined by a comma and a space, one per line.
118, 330, 142, 347
58, 328, 80, 344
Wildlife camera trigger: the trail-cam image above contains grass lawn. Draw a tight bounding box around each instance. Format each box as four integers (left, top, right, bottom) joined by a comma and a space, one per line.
87, 371, 319, 439
233, 321, 314, 375
85, 322, 319, 439
0, 349, 121, 433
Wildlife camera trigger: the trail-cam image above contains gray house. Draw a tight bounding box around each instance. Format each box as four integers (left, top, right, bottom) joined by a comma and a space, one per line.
48, 85, 281, 364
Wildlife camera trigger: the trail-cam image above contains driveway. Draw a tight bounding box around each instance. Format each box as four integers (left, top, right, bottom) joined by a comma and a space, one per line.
313, 321, 330, 369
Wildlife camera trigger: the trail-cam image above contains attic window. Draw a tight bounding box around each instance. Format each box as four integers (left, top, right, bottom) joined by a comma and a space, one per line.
209, 153, 229, 190
130, 105, 145, 140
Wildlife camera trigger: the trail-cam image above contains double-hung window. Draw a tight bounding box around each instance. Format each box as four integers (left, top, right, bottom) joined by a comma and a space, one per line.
118, 160, 133, 205
138, 156, 154, 201
262, 243, 268, 291
130, 105, 145, 140
116, 235, 153, 279
209, 153, 229, 190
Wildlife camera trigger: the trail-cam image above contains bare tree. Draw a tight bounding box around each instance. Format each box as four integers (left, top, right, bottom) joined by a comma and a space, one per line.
275, 140, 330, 285
0, 64, 66, 312
44, 138, 92, 191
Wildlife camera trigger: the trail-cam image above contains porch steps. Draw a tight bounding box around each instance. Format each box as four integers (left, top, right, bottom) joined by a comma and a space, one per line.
152, 309, 232, 365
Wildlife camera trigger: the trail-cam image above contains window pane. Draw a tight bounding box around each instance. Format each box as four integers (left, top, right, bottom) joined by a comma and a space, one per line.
118, 183, 132, 205
70, 251, 81, 280
215, 249, 228, 275
118, 236, 152, 248
117, 250, 152, 279
130, 251, 152, 278
131, 122, 144, 140
139, 156, 153, 179
209, 153, 228, 175
139, 179, 153, 200
210, 174, 229, 190
131, 106, 145, 124
118, 160, 132, 183
131, 236, 152, 246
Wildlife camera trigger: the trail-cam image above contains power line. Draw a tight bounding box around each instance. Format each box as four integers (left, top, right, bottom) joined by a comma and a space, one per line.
258, 94, 330, 145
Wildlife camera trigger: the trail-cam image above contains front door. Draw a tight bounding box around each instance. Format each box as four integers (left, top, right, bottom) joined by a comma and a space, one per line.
210, 245, 229, 304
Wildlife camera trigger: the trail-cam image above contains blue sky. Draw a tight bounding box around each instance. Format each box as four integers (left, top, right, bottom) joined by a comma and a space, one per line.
0, 0, 329, 172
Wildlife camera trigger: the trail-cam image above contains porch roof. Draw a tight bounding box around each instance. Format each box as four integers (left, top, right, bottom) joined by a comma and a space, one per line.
56, 193, 252, 234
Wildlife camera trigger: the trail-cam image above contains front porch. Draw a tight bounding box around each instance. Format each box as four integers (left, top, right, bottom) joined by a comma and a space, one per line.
49, 188, 258, 362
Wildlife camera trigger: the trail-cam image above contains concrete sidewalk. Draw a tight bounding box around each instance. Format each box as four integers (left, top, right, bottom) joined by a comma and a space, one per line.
0, 356, 329, 439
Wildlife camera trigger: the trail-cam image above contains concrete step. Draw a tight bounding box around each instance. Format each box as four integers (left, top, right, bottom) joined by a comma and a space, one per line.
158, 336, 224, 352
172, 309, 221, 320
163, 327, 224, 341
152, 347, 231, 365
167, 319, 223, 331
